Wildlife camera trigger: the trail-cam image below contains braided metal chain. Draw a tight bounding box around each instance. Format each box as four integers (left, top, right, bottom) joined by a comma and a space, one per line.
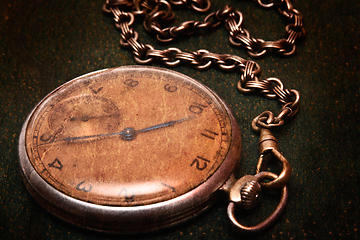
228, 0, 305, 57
103, 0, 303, 132
104, 0, 305, 56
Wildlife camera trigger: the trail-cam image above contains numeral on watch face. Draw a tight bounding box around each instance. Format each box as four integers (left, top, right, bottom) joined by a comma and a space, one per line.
189, 102, 207, 114
76, 181, 92, 192
164, 84, 177, 92
48, 158, 63, 170
118, 187, 135, 202
201, 129, 218, 140
190, 156, 210, 171
124, 79, 139, 87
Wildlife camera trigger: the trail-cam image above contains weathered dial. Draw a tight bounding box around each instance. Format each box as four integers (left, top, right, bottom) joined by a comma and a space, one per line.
24, 66, 235, 207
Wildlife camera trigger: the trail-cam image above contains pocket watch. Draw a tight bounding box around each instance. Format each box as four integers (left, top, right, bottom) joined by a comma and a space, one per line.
19, 0, 304, 234
19, 65, 241, 232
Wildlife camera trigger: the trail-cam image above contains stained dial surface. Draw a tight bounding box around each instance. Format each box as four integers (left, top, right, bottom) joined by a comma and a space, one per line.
25, 67, 233, 206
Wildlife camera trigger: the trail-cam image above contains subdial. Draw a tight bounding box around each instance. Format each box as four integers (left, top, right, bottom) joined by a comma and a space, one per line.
48, 95, 121, 140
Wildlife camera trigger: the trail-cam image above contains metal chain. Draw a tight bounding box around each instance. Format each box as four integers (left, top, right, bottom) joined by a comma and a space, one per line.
103, 0, 305, 55
104, 0, 304, 232
104, 0, 303, 132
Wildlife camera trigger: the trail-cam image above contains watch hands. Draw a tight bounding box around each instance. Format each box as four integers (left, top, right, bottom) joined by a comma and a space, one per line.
48, 115, 194, 144
119, 116, 194, 140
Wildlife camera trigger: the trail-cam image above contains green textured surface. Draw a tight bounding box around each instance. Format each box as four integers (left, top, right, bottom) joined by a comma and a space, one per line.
0, 0, 359, 239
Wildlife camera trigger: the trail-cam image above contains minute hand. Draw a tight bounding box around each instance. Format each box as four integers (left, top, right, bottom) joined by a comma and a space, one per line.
137, 116, 194, 133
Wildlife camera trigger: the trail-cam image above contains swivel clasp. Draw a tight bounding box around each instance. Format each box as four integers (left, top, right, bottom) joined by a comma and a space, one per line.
226, 128, 291, 233
256, 128, 291, 191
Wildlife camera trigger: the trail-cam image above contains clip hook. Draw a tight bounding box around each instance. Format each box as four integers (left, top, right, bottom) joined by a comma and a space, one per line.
256, 128, 291, 191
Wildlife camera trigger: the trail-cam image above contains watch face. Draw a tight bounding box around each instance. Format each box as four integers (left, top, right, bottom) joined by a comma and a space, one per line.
23, 66, 236, 207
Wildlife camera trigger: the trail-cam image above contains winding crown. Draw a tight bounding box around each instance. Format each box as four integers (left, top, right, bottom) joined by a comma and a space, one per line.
241, 180, 262, 210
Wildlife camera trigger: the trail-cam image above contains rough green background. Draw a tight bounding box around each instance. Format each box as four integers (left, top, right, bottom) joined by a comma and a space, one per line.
0, 0, 359, 239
